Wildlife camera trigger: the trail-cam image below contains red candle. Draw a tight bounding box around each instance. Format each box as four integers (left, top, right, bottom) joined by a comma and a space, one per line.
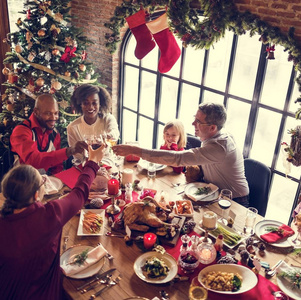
107, 178, 119, 195
143, 233, 157, 249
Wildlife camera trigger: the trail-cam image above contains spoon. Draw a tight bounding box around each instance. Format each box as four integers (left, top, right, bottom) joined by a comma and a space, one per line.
265, 259, 283, 277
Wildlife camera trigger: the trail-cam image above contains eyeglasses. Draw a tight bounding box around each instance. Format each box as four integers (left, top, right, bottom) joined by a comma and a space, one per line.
193, 118, 212, 126
39, 176, 46, 189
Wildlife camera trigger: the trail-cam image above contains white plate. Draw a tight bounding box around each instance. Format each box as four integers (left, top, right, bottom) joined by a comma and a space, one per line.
133, 252, 177, 284
44, 176, 63, 195
184, 182, 219, 202
255, 220, 297, 248
137, 159, 166, 171
199, 264, 258, 294
101, 157, 114, 167
77, 209, 105, 236
60, 245, 105, 279
277, 269, 301, 300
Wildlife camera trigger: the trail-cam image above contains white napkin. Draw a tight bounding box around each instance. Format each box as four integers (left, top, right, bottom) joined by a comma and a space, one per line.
43, 175, 59, 195
186, 183, 218, 201
276, 260, 301, 284
61, 244, 107, 276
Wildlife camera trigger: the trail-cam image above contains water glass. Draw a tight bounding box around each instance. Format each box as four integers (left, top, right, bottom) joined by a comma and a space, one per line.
147, 162, 156, 179
244, 207, 258, 234
189, 277, 208, 300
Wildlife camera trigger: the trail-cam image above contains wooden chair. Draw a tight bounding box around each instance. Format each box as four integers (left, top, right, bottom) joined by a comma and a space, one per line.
244, 158, 271, 217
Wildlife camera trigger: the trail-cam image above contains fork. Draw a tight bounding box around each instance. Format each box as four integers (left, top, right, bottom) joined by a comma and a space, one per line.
62, 236, 69, 251
89, 274, 122, 299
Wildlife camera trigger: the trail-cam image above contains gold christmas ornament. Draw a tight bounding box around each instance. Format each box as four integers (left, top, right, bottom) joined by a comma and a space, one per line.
6, 103, 15, 112
17, 18, 22, 25
27, 83, 35, 92
79, 64, 86, 72
85, 73, 91, 80
52, 48, 60, 56
64, 71, 71, 77
36, 77, 45, 87
38, 29, 46, 37
3, 118, 8, 127
2, 67, 10, 76
54, 12, 63, 22
52, 80, 62, 90
15, 44, 23, 53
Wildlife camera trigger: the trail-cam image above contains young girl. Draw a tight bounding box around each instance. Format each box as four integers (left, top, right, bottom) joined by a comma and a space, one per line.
160, 120, 187, 173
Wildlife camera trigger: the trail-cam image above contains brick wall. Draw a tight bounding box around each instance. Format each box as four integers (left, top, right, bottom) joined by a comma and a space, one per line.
70, 0, 301, 118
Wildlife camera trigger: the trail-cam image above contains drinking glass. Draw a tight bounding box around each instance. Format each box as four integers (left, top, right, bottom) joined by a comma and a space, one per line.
147, 162, 156, 179
244, 207, 258, 235
189, 277, 208, 300
218, 189, 232, 225
92, 134, 103, 150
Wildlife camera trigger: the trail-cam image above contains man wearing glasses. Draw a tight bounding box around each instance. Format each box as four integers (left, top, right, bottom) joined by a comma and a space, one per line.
113, 102, 249, 206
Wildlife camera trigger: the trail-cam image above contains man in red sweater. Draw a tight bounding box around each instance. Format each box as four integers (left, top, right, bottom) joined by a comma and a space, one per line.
10, 94, 87, 174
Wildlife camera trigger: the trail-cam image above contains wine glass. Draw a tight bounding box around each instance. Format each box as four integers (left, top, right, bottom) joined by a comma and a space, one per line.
92, 134, 103, 150
218, 189, 232, 225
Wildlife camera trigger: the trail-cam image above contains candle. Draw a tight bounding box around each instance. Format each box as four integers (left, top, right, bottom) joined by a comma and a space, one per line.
202, 211, 217, 229
121, 168, 134, 186
143, 233, 157, 249
107, 178, 119, 195
199, 248, 212, 260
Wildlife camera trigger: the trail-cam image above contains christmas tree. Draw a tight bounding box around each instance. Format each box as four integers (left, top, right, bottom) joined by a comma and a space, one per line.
0, 0, 102, 152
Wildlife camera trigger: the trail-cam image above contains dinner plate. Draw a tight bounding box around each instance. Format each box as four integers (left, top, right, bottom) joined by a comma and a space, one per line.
277, 269, 301, 300
77, 209, 105, 236
101, 157, 114, 167
44, 176, 63, 195
184, 182, 219, 202
60, 245, 105, 279
199, 264, 258, 294
137, 159, 166, 171
133, 251, 177, 284
254, 220, 297, 248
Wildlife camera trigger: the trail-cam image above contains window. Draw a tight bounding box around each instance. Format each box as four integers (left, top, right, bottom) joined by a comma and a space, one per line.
120, 25, 301, 224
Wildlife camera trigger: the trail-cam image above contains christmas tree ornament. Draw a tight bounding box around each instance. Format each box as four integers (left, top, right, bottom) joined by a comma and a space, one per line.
73, 71, 79, 79
6, 103, 15, 112
26, 9, 31, 19
8, 72, 18, 84
2, 67, 10, 76
36, 77, 45, 87
126, 9, 156, 60
15, 44, 23, 53
54, 12, 63, 22
79, 64, 86, 72
38, 29, 46, 37
64, 71, 71, 77
49, 87, 56, 94
52, 48, 60, 56
28, 51, 36, 62
146, 13, 181, 73
52, 80, 62, 90
60, 46, 76, 63
59, 100, 69, 109
45, 51, 51, 61
85, 73, 91, 80
3, 118, 8, 127
266, 44, 275, 60
81, 50, 87, 60
17, 18, 22, 26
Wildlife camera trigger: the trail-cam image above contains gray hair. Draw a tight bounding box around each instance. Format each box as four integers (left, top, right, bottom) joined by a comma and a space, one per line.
198, 102, 227, 130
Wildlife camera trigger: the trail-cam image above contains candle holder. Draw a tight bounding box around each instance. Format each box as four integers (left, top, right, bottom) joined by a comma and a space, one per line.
199, 211, 218, 244
105, 190, 122, 215
197, 241, 217, 265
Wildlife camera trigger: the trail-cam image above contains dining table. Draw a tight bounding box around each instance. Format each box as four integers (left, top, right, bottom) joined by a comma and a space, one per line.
1, 158, 300, 300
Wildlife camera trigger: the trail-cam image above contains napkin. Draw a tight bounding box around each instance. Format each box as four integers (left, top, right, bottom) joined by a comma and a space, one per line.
43, 175, 59, 194
54, 167, 81, 189
61, 244, 107, 276
276, 260, 301, 290
125, 154, 140, 162
260, 224, 295, 243
186, 183, 218, 201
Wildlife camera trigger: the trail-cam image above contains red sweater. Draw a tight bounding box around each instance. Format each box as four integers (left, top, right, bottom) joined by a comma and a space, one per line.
160, 143, 184, 173
0, 161, 99, 300
10, 114, 68, 174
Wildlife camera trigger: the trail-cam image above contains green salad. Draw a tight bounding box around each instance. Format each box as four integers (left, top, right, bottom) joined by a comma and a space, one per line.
142, 257, 169, 278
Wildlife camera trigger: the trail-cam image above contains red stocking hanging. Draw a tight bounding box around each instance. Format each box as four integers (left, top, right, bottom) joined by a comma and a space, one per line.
126, 9, 156, 60
146, 13, 181, 73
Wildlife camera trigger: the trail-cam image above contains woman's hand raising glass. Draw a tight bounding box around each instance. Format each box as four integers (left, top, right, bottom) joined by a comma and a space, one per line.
88, 144, 106, 164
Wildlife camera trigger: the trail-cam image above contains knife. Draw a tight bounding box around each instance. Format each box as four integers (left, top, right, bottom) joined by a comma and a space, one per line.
76, 268, 116, 291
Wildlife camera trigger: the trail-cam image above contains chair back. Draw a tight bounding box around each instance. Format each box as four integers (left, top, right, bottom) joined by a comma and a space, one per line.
186, 134, 201, 149
244, 158, 271, 217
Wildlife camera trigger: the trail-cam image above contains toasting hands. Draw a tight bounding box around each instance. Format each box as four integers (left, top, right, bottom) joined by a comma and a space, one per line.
88, 144, 106, 164
112, 144, 142, 157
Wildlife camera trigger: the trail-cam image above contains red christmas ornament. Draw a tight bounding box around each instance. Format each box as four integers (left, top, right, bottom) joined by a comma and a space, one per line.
266, 44, 275, 60
27, 9, 31, 19
60, 46, 76, 63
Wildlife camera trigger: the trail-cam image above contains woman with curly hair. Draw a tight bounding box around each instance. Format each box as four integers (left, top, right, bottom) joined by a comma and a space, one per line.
67, 84, 119, 162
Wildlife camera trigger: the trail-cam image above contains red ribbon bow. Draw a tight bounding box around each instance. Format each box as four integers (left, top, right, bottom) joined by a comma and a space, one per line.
60, 46, 76, 63
266, 45, 275, 53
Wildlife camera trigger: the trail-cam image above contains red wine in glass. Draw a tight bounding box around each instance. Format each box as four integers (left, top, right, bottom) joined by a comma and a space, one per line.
218, 189, 232, 224
91, 143, 101, 150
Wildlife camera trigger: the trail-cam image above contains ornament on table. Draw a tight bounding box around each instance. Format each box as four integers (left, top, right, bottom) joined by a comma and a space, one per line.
79, 64, 86, 72
146, 13, 181, 73
28, 51, 36, 62
38, 29, 46, 37
60, 46, 76, 63
126, 9, 156, 59
266, 44, 275, 60
81, 50, 87, 60
15, 44, 23, 53
35, 77, 45, 87
2, 67, 10, 76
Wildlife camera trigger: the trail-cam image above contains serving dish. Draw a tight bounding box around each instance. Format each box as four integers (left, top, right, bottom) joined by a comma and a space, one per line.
77, 209, 105, 236
133, 251, 177, 284
199, 264, 258, 294
184, 182, 219, 202
175, 200, 194, 217
60, 245, 105, 279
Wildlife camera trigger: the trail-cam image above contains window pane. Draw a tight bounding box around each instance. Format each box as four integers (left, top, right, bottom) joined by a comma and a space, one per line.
140, 71, 156, 118
289, 80, 299, 114
182, 46, 205, 84
230, 34, 261, 99
265, 174, 298, 224
276, 116, 301, 179
8, 0, 24, 32
123, 66, 138, 110
159, 77, 179, 123
226, 99, 250, 151
141, 47, 159, 70
138, 117, 153, 148
205, 31, 233, 91
250, 108, 282, 165
124, 35, 139, 65
179, 83, 200, 135
261, 46, 293, 109
156, 124, 164, 149
122, 110, 137, 143
202, 91, 224, 105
